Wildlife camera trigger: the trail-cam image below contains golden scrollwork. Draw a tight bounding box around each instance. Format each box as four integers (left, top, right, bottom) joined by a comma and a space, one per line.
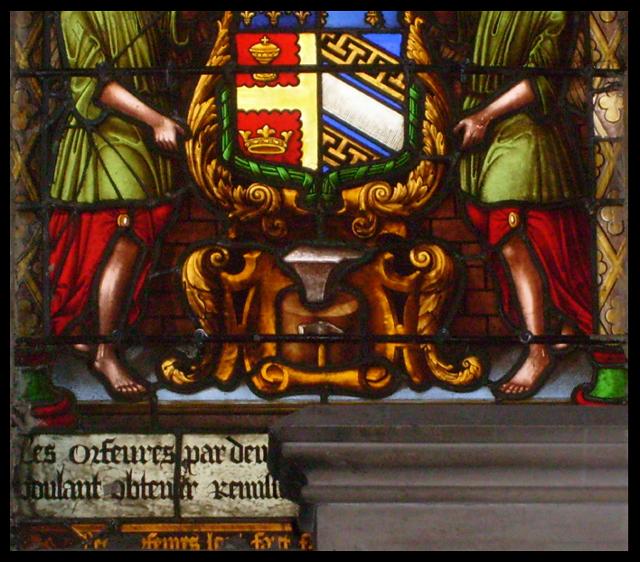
347, 243, 483, 388
340, 12, 450, 239
160, 245, 264, 387
160, 246, 232, 386
161, 247, 300, 389
169, 13, 482, 398
164, 242, 482, 394
251, 362, 394, 395
409, 245, 483, 386
345, 159, 445, 239
421, 349, 483, 387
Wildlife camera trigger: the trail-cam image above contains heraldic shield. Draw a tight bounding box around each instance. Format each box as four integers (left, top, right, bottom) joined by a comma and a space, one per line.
158, 11, 485, 398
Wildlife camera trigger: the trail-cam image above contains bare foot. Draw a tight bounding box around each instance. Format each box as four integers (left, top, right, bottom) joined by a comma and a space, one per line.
553, 323, 576, 350
92, 345, 147, 398
499, 345, 553, 396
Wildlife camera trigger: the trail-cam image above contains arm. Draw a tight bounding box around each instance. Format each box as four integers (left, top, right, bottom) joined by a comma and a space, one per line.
453, 79, 536, 150
62, 12, 184, 150
99, 81, 185, 151
454, 12, 567, 150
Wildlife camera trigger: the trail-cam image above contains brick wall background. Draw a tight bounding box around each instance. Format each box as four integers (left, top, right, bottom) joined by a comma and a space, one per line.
420, 191, 511, 337
139, 187, 511, 338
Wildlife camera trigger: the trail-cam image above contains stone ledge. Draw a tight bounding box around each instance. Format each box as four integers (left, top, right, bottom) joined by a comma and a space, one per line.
268, 405, 628, 550
315, 503, 627, 551
270, 404, 627, 442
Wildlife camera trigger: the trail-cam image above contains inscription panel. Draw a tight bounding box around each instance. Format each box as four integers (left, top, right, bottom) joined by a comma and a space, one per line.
13, 433, 297, 520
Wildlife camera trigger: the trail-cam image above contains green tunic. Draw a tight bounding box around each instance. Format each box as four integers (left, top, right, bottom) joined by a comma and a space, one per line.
50, 11, 187, 204
457, 11, 583, 204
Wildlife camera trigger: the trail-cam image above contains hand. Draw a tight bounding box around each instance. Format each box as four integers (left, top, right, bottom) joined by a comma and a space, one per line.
153, 116, 185, 151
453, 111, 491, 150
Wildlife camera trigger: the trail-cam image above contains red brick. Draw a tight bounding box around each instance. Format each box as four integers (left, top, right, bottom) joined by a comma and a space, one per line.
145, 295, 185, 317
157, 243, 189, 267
419, 218, 433, 236
460, 242, 484, 256
427, 194, 456, 218
465, 266, 485, 289
450, 315, 487, 336
189, 197, 218, 221
488, 315, 512, 336
178, 200, 191, 217
465, 289, 498, 315
146, 273, 180, 294
137, 317, 164, 336
163, 204, 190, 228
163, 317, 198, 335
432, 218, 477, 242
164, 221, 216, 244
485, 269, 496, 289
460, 243, 485, 266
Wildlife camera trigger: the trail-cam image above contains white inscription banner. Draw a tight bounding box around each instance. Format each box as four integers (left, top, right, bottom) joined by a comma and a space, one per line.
14, 433, 298, 519
180, 434, 298, 518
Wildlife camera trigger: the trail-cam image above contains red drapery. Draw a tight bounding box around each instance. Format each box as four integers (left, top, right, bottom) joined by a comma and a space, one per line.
465, 201, 594, 335
48, 204, 174, 335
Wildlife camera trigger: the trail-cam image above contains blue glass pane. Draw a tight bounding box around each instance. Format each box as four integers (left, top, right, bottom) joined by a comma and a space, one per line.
239, 11, 318, 29
324, 11, 401, 29
240, 13, 268, 29
381, 11, 401, 28
362, 33, 403, 56
323, 114, 392, 157
324, 11, 368, 28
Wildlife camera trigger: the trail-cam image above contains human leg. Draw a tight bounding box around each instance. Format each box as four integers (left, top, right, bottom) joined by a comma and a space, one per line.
49, 205, 175, 399
496, 235, 553, 396
466, 201, 595, 397
91, 235, 147, 397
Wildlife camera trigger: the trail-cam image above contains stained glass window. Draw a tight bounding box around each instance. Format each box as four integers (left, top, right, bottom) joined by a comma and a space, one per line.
11, 11, 627, 550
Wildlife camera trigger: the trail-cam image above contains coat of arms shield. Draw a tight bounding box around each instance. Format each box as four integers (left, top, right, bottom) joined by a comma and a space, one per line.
160, 10, 483, 398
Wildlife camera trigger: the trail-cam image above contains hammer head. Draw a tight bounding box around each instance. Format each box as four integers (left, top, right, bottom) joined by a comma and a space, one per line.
297, 320, 344, 336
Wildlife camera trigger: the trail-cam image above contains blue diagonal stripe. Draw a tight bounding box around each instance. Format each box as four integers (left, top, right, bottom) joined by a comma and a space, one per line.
336, 73, 403, 111
323, 114, 392, 158
362, 33, 403, 57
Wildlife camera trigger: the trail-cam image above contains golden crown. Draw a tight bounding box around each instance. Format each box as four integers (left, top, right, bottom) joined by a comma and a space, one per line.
239, 125, 292, 155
